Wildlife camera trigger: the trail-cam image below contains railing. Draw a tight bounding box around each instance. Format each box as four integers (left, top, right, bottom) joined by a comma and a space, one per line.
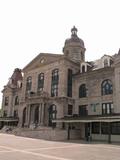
26, 91, 49, 99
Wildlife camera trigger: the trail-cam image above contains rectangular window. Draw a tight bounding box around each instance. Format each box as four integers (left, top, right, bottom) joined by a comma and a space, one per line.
26, 76, 32, 92
101, 122, 109, 134
38, 73, 44, 91
4, 97, 9, 106
111, 122, 120, 135
79, 105, 88, 116
102, 103, 113, 115
68, 105, 73, 115
51, 69, 59, 97
67, 69, 72, 97
92, 122, 100, 134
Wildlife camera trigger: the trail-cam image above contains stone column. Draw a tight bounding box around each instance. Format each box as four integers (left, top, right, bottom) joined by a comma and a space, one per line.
38, 104, 41, 125
45, 103, 49, 126
30, 105, 35, 124
43, 103, 47, 126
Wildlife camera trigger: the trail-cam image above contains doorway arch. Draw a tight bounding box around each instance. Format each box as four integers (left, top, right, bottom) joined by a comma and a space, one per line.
48, 104, 57, 127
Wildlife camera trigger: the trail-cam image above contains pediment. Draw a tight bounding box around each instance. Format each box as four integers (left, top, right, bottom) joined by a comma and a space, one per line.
23, 53, 63, 72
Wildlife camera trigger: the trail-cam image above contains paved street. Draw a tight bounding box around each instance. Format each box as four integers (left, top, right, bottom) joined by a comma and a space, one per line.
0, 134, 120, 160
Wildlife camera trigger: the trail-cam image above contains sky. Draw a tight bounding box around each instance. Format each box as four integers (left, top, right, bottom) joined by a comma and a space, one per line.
0, 0, 120, 105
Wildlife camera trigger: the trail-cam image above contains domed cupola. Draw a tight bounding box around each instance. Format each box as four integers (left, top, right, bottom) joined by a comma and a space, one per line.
63, 26, 86, 63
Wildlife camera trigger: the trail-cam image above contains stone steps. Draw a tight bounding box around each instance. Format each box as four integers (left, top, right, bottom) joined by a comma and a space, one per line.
14, 128, 67, 141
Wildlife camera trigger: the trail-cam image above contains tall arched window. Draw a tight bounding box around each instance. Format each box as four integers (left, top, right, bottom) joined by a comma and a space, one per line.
15, 96, 19, 105
51, 69, 59, 97
26, 76, 32, 91
48, 104, 57, 127
79, 84, 87, 98
38, 73, 44, 91
101, 79, 113, 95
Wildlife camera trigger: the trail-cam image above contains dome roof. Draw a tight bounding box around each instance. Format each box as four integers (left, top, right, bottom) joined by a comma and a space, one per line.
64, 26, 85, 48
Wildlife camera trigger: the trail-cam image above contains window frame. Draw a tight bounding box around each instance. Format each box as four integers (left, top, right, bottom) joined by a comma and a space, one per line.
51, 69, 59, 97
26, 76, 32, 92
68, 105, 73, 115
15, 96, 19, 105
38, 73, 44, 91
78, 105, 88, 116
92, 122, 100, 134
79, 84, 87, 98
101, 79, 113, 96
102, 103, 114, 115
4, 97, 9, 106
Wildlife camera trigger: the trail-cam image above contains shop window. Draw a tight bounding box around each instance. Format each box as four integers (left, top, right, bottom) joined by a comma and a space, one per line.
111, 122, 120, 135
92, 122, 100, 134
101, 122, 109, 134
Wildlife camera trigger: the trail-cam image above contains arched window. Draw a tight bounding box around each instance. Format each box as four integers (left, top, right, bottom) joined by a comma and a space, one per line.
38, 73, 44, 91
51, 69, 59, 97
79, 84, 87, 98
48, 104, 57, 127
26, 76, 32, 91
15, 96, 19, 105
101, 79, 113, 95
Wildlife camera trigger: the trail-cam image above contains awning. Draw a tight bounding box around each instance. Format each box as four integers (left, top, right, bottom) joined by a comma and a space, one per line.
52, 116, 120, 123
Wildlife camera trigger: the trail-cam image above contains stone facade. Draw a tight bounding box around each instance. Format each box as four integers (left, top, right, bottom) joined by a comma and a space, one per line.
1, 27, 120, 142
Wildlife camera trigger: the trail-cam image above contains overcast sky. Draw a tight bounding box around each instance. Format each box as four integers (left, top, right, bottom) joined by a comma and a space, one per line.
0, 0, 120, 105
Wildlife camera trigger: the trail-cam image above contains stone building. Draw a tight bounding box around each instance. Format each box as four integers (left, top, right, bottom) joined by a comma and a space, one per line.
1, 26, 120, 143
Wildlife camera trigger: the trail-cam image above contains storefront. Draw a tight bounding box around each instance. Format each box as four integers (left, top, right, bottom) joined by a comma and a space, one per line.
53, 115, 120, 143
